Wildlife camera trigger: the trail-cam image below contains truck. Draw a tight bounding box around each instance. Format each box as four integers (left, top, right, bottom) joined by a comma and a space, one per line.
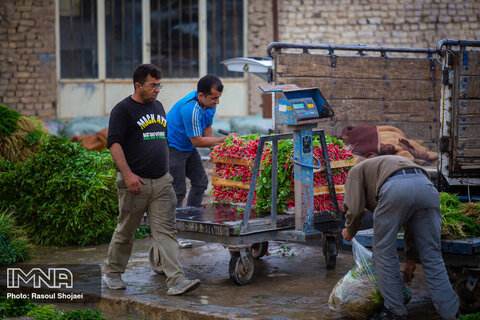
264, 39, 480, 194
261, 39, 480, 312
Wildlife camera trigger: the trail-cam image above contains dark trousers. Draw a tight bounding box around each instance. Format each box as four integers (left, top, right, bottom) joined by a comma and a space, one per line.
169, 146, 208, 208
373, 171, 459, 319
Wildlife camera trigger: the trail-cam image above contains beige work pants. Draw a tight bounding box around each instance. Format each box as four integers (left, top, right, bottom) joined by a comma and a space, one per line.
104, 172, 185, 287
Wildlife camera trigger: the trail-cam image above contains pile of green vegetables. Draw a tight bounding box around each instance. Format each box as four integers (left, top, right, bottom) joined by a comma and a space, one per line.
0, 208, 30, 265
255, 138, 294, 213
0, 104, 48, 163
0, 135, 118, 246
0, 295, 105, 319
440, 193, 480, 239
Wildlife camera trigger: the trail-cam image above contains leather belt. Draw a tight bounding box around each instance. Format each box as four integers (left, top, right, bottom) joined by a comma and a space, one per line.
390, 168, 425, 178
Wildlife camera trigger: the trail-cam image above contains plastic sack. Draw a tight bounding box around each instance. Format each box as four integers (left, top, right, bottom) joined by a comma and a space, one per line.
63, 116, 110, 138
328, 238, 411, 319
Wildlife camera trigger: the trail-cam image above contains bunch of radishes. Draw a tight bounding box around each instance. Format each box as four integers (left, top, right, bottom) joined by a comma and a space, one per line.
210, 134, 355, 213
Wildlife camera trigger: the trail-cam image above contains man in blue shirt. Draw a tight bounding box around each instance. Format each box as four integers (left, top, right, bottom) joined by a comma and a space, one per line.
167, 75, 235, 207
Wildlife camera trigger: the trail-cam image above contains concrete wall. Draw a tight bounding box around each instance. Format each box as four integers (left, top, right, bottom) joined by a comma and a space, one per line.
0, 0, 56, 120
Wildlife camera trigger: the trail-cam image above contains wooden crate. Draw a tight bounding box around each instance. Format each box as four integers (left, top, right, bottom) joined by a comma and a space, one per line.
211, 155, 358, 199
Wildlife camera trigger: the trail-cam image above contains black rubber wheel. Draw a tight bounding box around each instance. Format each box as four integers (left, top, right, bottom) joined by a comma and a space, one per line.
324, 237, 337, 269
148, 242, 164, 275
325, 253, 337, 270
454, 275, 480, 313
251, 242, 268, 259
229, 252, 254, 285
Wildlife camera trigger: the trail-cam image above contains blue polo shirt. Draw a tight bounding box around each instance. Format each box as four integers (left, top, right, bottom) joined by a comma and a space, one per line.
167, 91, 216, 151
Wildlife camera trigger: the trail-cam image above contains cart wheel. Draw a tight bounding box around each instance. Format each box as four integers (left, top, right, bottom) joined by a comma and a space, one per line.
325, 237, 337, 270
325, 253, 337, 270
229, 251, 254, 285
454, 276, 480, 313
148, 243, 164, 275
251, 242, 268, 259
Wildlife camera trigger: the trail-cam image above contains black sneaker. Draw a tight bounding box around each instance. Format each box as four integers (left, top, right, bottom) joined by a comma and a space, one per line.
369, 307, 407, 320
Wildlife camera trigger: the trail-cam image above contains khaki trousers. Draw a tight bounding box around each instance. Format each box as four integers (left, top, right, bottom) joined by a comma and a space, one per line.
104, 172, 185, 287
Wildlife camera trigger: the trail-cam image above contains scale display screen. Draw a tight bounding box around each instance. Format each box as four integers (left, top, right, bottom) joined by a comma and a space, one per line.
292, 102, 306, 110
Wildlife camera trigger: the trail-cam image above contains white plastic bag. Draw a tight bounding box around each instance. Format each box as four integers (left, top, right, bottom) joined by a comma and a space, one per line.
328, 238, 383, 318
328, 238, 412, 319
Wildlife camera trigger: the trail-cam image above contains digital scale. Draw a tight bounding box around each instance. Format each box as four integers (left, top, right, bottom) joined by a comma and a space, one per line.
260, 84, 335, 232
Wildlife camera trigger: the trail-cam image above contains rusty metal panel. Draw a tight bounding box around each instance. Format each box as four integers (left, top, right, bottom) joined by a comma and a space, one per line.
384, 57, 440, 80
452, 51, 480, 172
459, 76, 480, 98
275, 53, 441, 80
274, 51, 440, 150
277, 77, 439, 101
458, 100, 480, 115
459, 51, 480, 76
176, 220, 232, 236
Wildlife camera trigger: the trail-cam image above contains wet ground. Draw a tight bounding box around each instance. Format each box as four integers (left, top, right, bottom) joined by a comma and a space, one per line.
25, 237, 443, 320
15, 160, 445, 319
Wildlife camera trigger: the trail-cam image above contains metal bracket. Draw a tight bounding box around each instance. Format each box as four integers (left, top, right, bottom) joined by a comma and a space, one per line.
429, 53, 435, 70
290, 156, 321, 169
330, 54, 336, 68
239, 249, 252, 273
275, 230, 322, 242
467, 275, 479, 292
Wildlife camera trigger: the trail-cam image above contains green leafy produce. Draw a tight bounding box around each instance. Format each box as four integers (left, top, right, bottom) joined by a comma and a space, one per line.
440, 193, 480, 239
135, 225, 151, 240
0, 104, 48, 163
0, 295, 35, 318
0, 208, 31, 265
0, 135, 118, 246
458, 312, 480, 320
0, 104, 21, 136
255, 138, 293, 213
329, 239, 411, 319
58, 309, 106, 320
27, 305, 62, 320
0, 295, 107, 319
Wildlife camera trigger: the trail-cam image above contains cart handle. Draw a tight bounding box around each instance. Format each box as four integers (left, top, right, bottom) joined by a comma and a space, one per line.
290, 156, 321, 169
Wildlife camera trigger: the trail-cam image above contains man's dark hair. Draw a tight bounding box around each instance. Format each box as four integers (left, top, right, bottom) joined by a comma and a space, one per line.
197, 75, 223, 95
133, 64, 162, 87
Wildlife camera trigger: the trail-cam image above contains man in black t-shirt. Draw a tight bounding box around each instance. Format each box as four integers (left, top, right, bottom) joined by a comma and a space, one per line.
103, 64, 200, 296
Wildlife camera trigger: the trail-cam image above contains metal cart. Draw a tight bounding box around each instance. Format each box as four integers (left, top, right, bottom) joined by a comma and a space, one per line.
145, 85, 350, 285
144, 128, 345, 285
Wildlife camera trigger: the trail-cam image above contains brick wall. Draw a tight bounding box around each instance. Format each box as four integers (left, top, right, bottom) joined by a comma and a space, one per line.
247, 0, 274, 115
247, 0, 480, 114
1, 1, 478, 120
276, 0, 479, 47
0, 0, 56, 121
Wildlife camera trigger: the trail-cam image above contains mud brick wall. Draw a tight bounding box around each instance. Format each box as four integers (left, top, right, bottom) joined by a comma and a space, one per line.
0, 0, 56, 120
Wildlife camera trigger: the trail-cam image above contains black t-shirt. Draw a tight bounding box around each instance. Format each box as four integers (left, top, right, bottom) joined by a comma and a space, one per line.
107, 96, 168, 179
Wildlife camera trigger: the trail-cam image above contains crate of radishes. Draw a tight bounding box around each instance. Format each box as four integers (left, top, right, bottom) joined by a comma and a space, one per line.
210, 134, 357, 213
